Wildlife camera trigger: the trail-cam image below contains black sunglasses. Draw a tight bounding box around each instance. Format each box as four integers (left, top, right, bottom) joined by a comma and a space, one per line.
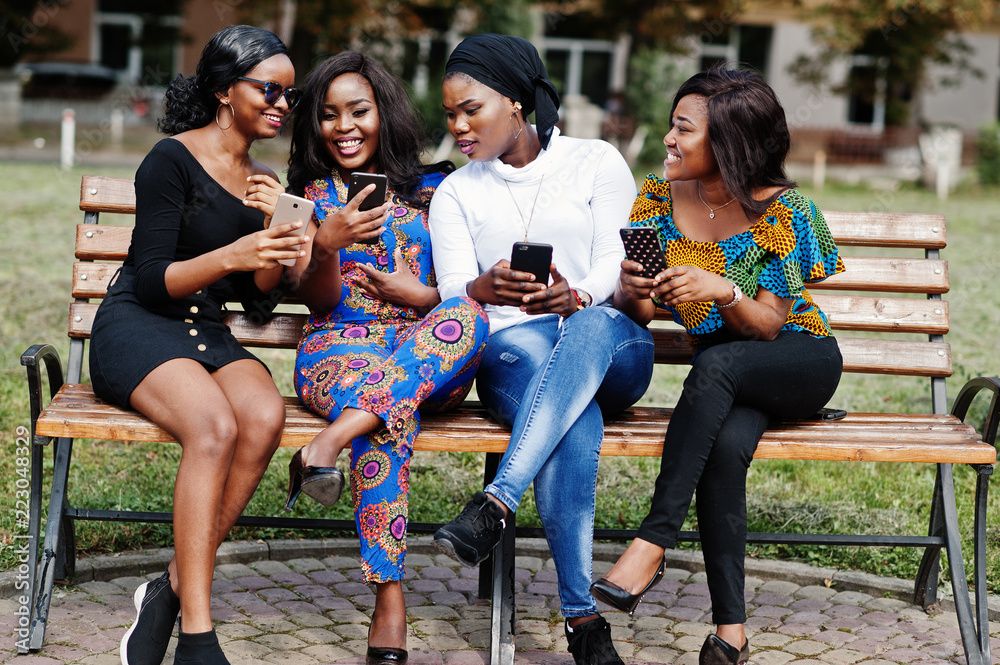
236, 76, 302, 110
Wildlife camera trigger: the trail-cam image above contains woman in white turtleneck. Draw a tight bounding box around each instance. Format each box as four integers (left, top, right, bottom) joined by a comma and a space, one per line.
427, 33, 654, 665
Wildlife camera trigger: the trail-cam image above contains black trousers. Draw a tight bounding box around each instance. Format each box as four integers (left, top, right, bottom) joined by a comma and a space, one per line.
636, 331, 843, 624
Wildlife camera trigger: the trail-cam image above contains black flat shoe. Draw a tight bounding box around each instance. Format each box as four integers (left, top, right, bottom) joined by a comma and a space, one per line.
589, 557, 666, 615
366, 646, 408, 665
120, 570, 180, 665
284, 447, 345, 511
699, 635, 750, 665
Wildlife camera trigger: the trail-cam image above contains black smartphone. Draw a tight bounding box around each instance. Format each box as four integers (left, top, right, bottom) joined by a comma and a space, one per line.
347, 172, 388, 212
509, 242, 553, 284
620, 227, 667, 280
813, 408, 848, 421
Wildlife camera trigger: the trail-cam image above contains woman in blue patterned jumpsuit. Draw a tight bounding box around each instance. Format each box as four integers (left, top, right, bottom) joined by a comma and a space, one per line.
284, 52, 488, 664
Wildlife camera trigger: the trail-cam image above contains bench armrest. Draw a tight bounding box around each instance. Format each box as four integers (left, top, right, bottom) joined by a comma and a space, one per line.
951, 376, 1000, 450
21, 344, 65, 446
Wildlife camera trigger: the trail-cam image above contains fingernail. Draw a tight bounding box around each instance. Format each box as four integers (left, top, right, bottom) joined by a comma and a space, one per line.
242, 199, 248, 204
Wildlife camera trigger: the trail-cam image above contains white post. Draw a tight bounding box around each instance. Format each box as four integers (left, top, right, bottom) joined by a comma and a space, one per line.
110, 108, 124, 149
60, 108, 75, 171
813, 150, 827, 191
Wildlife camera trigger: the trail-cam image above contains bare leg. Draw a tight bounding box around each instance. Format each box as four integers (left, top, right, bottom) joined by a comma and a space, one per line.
129, 359, 241, 633
369, 582, 407, 649
716, 624, 746, 649
165, 359, 285, 592
301, 407, 381, 467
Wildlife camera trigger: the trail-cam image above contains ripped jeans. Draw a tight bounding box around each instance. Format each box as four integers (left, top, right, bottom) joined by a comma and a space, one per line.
475, 308, 654, 617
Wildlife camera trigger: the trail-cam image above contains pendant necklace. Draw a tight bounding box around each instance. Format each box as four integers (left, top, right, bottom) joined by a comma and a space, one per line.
504, 176, 544, 241
697, 182, 737, 220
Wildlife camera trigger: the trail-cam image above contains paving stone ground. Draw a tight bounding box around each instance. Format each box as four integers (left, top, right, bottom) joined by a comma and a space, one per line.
2, 542, 997, 664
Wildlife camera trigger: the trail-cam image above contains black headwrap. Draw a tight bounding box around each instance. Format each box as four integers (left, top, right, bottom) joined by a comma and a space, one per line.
446, 33, 561, 150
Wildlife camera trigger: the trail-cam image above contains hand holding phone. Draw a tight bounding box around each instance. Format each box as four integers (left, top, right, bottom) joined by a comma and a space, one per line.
509, 242, 553, 284
270, 192, 316, 266
348, 172, 389, 211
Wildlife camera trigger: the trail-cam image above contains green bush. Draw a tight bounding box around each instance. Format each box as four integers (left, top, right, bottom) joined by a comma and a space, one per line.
976, 123, 1000, 185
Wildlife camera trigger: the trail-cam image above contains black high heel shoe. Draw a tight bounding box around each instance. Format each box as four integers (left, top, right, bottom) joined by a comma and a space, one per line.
284, 448, 345, 511
589, 557, 666, 615
366, 618, 408, 665
698, 635, 749, 665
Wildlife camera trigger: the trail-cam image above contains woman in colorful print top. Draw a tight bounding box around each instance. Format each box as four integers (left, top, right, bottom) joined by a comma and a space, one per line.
284, 52, 488, 663
590, 68, 845, 665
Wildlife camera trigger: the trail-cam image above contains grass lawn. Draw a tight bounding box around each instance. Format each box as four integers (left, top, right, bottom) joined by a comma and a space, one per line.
1, 158, 998, 594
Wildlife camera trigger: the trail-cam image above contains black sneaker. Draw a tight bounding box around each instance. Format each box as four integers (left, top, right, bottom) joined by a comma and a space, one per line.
433, 491, 507, 566
120, 570, 180, 665
565, 616, 625, 665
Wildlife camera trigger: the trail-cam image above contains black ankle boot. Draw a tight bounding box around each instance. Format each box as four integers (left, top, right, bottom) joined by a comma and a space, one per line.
433, 491, 507, 566
565, 616, 624, 665
698, 635, 750, 665
173, 630, 230, 665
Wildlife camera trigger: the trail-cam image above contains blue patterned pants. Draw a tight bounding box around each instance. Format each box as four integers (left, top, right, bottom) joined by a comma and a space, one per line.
294, 297, 489, 582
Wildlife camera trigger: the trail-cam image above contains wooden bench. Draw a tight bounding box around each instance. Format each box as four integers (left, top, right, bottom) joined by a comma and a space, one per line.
21, 176, 999, 665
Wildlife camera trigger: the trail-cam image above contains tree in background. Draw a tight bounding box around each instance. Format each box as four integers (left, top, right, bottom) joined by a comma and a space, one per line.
789, 0, 995, 128
0, 0, 72, 69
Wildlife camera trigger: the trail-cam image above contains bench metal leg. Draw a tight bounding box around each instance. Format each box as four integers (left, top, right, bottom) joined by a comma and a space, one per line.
914, 467, 944, 608
27, 436, 74, 651
938, 463, 990, 665
490, 510, 516, 665
479, 453, 500, 601
972, 465, 992, 664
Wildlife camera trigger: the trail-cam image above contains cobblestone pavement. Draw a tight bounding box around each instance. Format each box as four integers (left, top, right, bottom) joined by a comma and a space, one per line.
2, 540, 997, 664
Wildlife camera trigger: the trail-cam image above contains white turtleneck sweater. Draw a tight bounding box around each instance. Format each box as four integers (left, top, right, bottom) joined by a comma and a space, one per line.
429, 128, 636, 334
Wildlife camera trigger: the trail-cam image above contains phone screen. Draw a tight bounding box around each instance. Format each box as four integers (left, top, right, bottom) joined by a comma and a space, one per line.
348, 172, 388, 212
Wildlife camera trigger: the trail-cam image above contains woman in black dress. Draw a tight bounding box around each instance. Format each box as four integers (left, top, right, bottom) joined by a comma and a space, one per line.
89, 26, 306, 665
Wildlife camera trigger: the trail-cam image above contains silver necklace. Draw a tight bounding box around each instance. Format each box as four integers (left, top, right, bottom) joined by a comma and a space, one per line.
697, 183, 737, 220
504, 176, 544, 241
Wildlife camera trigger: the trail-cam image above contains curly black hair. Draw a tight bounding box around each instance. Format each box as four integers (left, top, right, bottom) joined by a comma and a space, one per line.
158, 25, 288, 135
287, 51, 449, 206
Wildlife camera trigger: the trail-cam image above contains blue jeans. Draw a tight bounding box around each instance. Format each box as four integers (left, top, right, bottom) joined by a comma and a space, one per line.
475, 307, 654, 617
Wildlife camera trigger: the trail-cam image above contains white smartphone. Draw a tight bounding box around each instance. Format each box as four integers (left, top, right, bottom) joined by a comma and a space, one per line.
271, 192, 315, 267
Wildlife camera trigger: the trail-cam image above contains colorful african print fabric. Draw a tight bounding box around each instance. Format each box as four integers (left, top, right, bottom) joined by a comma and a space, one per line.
295, 171, 490, 583
303, 170, 442, 331
629, 176, 845, 337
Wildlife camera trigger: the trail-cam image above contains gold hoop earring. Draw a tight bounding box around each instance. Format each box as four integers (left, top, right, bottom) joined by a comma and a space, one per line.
215, 101, 234, 131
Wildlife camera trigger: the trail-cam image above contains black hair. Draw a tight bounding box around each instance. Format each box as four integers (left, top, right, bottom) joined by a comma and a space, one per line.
671, 66, 796, 217
158, 25, 288, 135
288, 51, 447, 205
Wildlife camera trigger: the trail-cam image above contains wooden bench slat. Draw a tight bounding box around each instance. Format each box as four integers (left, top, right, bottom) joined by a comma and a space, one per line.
76, 225, 132, 260
72, 203, 949, 251
823, 212, 946, 249
79, 176, 136, 214
36, 385, 993, 464
811, 257, 948, 294
74, 232, 952, 296
67, 302, 952, 376
71, 263, 948, 335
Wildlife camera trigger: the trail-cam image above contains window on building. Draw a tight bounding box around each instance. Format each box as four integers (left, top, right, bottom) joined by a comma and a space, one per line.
699, 25, 773, 77
95, 0, 181, 85
845, 54, 887, 130
542, 38, 616, 107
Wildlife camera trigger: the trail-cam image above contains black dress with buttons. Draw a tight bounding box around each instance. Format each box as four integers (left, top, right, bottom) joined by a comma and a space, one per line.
90, 138, 280, 408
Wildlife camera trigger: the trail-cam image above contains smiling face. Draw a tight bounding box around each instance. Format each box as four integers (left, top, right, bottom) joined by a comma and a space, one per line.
223, 53, 295, 139
319, 72, 381, 176
442, 74, 521, 162
663, 94, 717, 181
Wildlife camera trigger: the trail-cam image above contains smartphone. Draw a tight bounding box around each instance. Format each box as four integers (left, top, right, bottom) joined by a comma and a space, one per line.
620, 227, 667, 280
347, 172, 389, 212
813, 407, 848, 421
509, 242, 553, 284
271, 192, 316, 267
